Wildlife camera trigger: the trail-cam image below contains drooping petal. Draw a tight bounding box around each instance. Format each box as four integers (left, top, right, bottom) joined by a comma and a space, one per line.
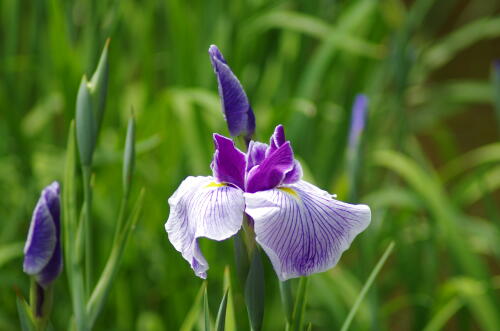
208, 45, 255, 139
23, 183, 59, 275
211, 134, 246, 189
165, 176, 245, 278
246, 140, 269, 172
245, 180, 371, 281
245, 142, 295, 193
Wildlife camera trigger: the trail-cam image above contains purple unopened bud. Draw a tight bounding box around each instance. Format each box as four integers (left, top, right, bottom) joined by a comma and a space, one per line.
23, 181, 62, 288
348, 94, 368, 151
209, 45, 256, 142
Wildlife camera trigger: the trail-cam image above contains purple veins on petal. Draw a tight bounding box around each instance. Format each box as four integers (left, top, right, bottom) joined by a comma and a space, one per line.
244, 180, 371, 281
208, 45, 255, 139
23, 181, 62, 286
165, 176, 245, 279
245, 142, 295, 193
211, 134, 246, 190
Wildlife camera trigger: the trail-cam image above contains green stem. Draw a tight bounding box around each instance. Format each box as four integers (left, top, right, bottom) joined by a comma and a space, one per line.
29, 280, 53, 331
112, 196, 128, 245
82, 166, 93, 298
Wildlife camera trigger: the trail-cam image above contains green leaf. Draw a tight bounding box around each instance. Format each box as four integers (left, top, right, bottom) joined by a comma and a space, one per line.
440, 142, 500, 182
0, 242, 23, 269
233, 231, 249, 286
88, 39, 110, 134
245, 249, 265, 331
75, 75, 96, 167
222, 267, 236, 331
204, 286, 211, 331
340, 242, 395, 331
290, 277, 309, 331
86, 188, 145, 328
215, 289, 229, 331
62, 121, 87, 331
180, 282, 206, 331
279, 280, 293, 325
492, 61, 500, 132
422, 17, 500, 75
122, 113, 136, 198
16, 296, 35, 331
423, 297, 463, 331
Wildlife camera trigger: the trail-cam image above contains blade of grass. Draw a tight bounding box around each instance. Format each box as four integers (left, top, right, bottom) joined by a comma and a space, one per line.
215, 289, 229, 331
340, 241, 395, 331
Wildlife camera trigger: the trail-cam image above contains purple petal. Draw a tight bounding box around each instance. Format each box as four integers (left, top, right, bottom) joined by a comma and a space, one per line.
208, 45, 255, 139
348, 94, 368, 151
36, 238, 62, 287
23, 182, 60, 276
245, 142, 295, 193
211, 134, 246, 189
36, 182, 62, 287
268, 124, 286, 155
165, 176, 245, 278
264, 124, 301, 185
245, 180, 371, 281
282, 160, 303, 184
246, 141, 269, 173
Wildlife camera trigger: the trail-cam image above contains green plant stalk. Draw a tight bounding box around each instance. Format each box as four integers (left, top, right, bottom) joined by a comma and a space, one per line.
86, 188, 144, 328
63, 122, 87, 331
29, 280, 52, 331
112, 197, 128, 246
290, 277, 308, 331
82, 165, 93, 298
340, 241, 395, 331
204, 286, 211, 331
279, 280, 293, 328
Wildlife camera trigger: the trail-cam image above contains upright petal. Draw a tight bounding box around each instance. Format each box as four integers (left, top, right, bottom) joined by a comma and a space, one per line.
23, 184, 59, 275
245, 142, 295, 193
165, 176, 245, 278
267, 124, 286, 155
212, 134, 246, 189
209, 45, 255, 139
245, 180, 371, 281
246, 140, 269, 172
266, 124, 301, 185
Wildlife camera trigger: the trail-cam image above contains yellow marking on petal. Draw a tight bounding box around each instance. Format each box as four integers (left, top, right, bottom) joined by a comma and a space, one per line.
278, 187, 298, 198
205, 182, 227, 188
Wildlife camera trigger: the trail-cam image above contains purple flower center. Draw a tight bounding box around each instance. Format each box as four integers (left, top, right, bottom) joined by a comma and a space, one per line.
211, 124, 302, 193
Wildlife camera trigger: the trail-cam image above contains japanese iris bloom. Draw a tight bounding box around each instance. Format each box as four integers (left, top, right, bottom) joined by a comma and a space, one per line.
23, 181, 62, 287
165, 125, 371, 281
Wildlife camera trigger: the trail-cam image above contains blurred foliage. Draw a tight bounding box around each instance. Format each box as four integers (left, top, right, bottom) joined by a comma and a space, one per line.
1, 0, 499, 330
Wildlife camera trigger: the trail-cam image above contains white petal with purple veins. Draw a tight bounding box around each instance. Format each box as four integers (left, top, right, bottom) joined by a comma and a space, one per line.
245, 180, 371, 281
165, 176, 245, 278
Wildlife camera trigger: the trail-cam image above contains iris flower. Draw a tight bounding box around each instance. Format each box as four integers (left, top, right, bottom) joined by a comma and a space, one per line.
165, 125, 371, 281
23, 181, 62, 287
165, 45, 370, 281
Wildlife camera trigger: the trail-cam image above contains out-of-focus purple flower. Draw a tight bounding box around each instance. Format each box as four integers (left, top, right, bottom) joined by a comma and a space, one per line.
348, 94, 368, 152
165, 125, 371, 281
209, 45, 256, 142
23, 182, 62, 288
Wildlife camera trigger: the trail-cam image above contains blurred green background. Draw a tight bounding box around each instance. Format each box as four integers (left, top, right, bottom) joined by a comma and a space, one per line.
1, 0, 500, 330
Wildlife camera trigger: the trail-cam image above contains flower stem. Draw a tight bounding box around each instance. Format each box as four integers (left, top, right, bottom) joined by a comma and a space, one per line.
82, 165, 93, 298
